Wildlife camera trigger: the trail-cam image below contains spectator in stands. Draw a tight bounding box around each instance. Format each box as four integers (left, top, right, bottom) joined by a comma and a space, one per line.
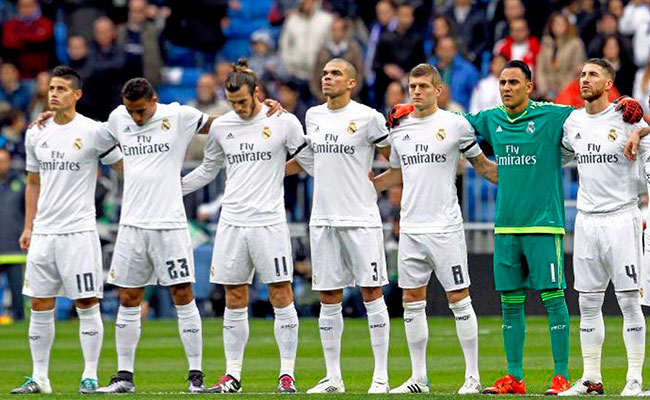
618, 0, 650, 67
86, 16, 127, 120
493, 0, 525, 43
372, 1, 425, 109
0, 109, 26, 160
608, 0, 624, 19
429, 36, 478, 111
574, 0, 599, 45
0, 149, 25, 322
67, 35, 92, 80
432, 15, 453, 44
587, 12, 633, 61
214, 61, 231, 102
0, 63, 30, 114
443, 0, 490, 66
470, 53, 506, 113
278, 79, 307, 124
248, 29, 287, 84
633, 61, 650, 116
58, 0, 111, 40
364, 0, 397, 94
310, 16, 364, 102
28, 71, 49, 122
279, 0, 333, 82
117, 0, 163, 86
555, 62, 621, 107
1, 0, 54, 79
438, 82, 465, 113
493, 18, 540, 71
602, 35, 635, 95
384, 80, 406, 115
535, 13, 586, 100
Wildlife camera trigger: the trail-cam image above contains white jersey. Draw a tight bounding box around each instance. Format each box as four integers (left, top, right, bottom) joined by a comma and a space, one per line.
186, 106, 311, 226
389, 109, 482, 233
25, 113, 122, 235
562, 104, 650, 213
306, 100, 389, 227
106, 102, 208, 229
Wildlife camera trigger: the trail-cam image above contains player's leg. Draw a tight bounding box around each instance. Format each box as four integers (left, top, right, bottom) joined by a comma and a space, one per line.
483, 234, 527, 395
75, 297, 103, 393
268, 282, 299, 393
344, 227, 390, 393
525, 234, 570, 394
169, 282, 204, 392
13, 234, 58, 394
307, 226, 350, 394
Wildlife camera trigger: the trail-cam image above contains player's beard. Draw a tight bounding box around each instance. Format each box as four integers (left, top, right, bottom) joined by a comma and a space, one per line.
581, 87, 605, 103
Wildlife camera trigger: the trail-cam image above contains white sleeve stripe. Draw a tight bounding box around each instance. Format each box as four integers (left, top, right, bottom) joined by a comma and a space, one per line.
460, 141, 478, 153
290, 142, 308, 158
373, 134, 389, 144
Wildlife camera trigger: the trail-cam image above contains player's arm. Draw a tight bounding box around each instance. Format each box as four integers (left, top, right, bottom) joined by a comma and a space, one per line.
625, 126, 650, 161
467, 153, 497, 184
110, 159, 124, 175
376, 145, 391, 160
285, 158, 304, 176
20, 172, 39, 250
372, 168, 403, 192
181, 130, 225, 195
284, 114, 314, 175
197, 115, 218, 134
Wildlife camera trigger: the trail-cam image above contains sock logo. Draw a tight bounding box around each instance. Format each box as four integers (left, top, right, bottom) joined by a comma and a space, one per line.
116, 323, 126, 328
404, 318, 414, 323
28, 335, 40, 340
550, 324, 567, 331
455, 315, 470, 321
320, 326, 333, 331
627, 326, 644, 332
81, 330, 99, 336
223, 325, 234, 330
580, 328, 595, 332
370, 323, 386, 329
502, 324, 512, 330
183, 328, 200, 333
280, 324, 298, 329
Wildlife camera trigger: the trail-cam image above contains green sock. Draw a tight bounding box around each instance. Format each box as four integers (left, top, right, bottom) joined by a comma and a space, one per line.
501, 289, 527, 381
541, 290, 570, 379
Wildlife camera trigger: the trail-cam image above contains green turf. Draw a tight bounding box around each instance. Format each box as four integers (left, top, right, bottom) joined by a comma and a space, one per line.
0, 316, 645, 398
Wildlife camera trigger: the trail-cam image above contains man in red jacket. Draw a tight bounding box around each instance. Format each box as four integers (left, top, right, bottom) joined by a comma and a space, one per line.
2, 0, 54, 79
493, 18, 540, 72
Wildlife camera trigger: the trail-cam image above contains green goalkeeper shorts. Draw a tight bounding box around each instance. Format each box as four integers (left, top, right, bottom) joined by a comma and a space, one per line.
493, 233, 566, 292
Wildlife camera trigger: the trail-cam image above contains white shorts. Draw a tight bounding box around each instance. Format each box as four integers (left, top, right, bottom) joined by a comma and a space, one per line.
573, 208, 643, 292
641, 230, 650, 306
310, 226, 388, 290
24, 231, 103, 299
108, 226, 195, 287
211, 222, 294, 285
398, 230, 470, 291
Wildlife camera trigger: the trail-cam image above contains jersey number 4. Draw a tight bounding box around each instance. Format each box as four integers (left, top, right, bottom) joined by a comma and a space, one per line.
625, 264, 638, 284
167, 258, 190, 280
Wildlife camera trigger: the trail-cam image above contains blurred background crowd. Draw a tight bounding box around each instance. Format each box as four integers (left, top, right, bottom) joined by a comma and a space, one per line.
1, 0, 650, 322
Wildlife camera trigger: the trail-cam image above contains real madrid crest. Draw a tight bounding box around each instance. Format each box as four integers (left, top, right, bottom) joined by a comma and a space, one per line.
347, 121, 357, 134
608, 129, 617, 142
73, 137, 83, 150
436, 128, 446, 141
526, 121, 536, 134
161, 118, 171, 131
262, 126, 272, 139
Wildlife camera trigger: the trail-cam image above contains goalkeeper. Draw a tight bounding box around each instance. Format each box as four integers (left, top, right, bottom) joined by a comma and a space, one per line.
388, 60, 643, 395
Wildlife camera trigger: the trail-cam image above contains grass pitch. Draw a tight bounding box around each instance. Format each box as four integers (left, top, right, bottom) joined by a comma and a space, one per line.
0, 316, 644, 398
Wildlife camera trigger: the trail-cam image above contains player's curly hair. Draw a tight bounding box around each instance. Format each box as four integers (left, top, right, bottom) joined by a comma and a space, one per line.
226, 58, 258, 96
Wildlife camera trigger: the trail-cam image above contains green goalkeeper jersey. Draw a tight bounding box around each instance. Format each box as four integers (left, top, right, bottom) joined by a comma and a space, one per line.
465, 101, 574, 234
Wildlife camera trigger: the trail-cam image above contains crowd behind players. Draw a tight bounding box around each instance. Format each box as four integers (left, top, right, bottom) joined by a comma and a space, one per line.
3, 0, 650, 319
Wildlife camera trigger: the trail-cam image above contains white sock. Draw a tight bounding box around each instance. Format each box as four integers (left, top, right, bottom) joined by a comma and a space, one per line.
176, 300, 202, 372
77, 304, 104, 380
116, 305, 141, 373
616, 291, 645, 382
449, 296, 479, 380
274, 302, 299, 378
578, 292, 605, 383
29, 309, 55, 382
365, 297, 390, 383
403, 301, 428, 383
223, 307, 248, 381
318, 303, 344, 381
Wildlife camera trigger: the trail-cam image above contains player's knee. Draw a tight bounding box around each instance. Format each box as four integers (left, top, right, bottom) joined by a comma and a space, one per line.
268, 282, 293, 308
319, 289, 343, 304
446, 288, 470, 304
402, 287, 426, 303
615, 290, 642, 316
225, 285, 248, 308
360, 286, 383, 302
31, 297, 55, 311
75, 297, 99, 309
170, 283, 194, 305
119, 288, 144, 307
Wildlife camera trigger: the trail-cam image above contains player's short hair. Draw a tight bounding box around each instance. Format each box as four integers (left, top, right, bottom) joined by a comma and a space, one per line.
585, 57, 616, 80
408, 63, 442, 87
327, 58, 357, 79
503, 60, 532, 81
226, 58, 258, 96
51, 65, 82, 90
122, 78, 155, 101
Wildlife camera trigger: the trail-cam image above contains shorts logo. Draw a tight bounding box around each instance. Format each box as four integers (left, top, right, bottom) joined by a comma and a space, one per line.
73, 138, 83, 150
109, 269, 116, 280
526, 121, 535, 134
210, 266, 215, 277
262, 126, 272, 139
640, 287, 644, 298
608, 129, 617, 142
347, 121, 357, 134
23, 279, 29, 288
436, 129, 446, 141
161, 118, 171, 131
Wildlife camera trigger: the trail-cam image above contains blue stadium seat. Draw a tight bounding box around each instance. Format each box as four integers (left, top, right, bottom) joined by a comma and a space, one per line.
54, 22, 69, 65
156, 84, 195, 104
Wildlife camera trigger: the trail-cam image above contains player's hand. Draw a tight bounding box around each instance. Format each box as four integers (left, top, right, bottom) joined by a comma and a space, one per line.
263, 99, 285, 116
386, 103, 414, 129
615, 96, 644, 124
624, 128, 642, 161
19, 229, 32, 251
28, 111, 54, 129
